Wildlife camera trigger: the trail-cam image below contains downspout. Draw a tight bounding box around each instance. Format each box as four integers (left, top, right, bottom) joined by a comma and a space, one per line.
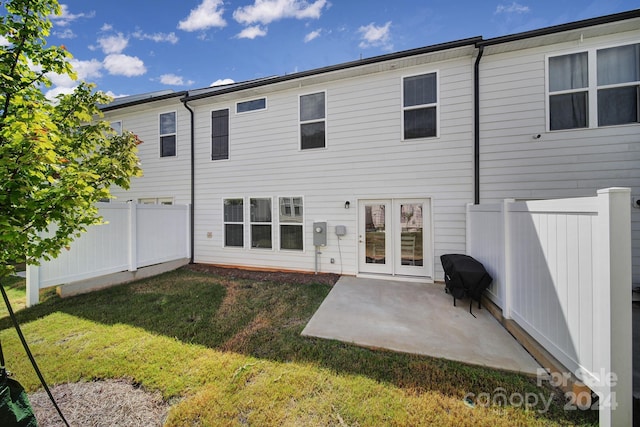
473, 45, 484, 205
182, 98, 195, 264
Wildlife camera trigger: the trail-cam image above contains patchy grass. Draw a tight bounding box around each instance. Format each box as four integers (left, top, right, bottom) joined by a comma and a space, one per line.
0, 268, 597, 426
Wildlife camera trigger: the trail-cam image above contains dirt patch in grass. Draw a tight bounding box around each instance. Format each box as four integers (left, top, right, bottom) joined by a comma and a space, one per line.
185, 264, 340, 286
29, 379, 169, 427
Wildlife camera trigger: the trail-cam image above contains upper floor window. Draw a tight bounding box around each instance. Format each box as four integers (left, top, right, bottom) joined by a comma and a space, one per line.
300, 92, 326, 149
211, 109, 229, 160
597, 43, 640, 126
159, 112, 176, 157
548, 44, 639, 131
403, 73, 438, 139
237, 98, 266, 113
111, 120, 122, 135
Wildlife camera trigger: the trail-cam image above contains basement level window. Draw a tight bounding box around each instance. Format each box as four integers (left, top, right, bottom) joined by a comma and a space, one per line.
236, 98, 266, 113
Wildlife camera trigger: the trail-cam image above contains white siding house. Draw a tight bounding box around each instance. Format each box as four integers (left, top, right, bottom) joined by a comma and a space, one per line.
104, 10, 640, 284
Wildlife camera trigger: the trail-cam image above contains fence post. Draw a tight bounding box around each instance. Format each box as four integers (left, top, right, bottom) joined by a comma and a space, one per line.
25, 264, 40, 307
592, 187, 631, 427
128, 201, 138, 272
502, 199, 514, 319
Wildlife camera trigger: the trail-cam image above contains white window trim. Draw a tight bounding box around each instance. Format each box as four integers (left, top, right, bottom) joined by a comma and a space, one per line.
545, 41, 640, 132
401, 70, 440, 141
249, 196, 274, 251
159, 111, 178, 158
235, 97, 267, 115
277, 196, 305, 252
298, 90, 328, 151
222, 197, 245, 249
210, 108, 231, 162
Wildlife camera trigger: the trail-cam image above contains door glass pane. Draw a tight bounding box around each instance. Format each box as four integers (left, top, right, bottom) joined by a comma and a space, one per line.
400, 203, 423, 266
365, 204, 386, 264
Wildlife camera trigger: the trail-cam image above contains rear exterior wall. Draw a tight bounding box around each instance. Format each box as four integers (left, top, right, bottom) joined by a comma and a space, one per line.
478, 28, 640, 283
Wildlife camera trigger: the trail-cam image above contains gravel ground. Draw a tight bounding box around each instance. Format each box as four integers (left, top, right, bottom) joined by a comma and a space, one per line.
29, 379, 169, 427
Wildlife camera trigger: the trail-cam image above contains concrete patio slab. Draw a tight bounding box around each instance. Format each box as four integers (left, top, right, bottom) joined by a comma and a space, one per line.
302, 276, 541, 375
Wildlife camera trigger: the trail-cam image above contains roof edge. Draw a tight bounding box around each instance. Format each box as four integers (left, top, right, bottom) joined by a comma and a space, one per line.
183, 36, 482, 102
477, 8, 640, 47
100, 90, 188, 112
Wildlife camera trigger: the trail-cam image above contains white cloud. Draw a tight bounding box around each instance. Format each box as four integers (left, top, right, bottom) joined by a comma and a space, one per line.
132, 31, 179, 44
358, 21, 392, 50
236, 25, 268, 39
211, 78, 235, 86
104, 90, 130, 99
50, 4, 95, 27
101, 24, 113, 31
159, 74, 195, 86
97, 33, 128, 54
71, 59, 103, 80
233, 0, 328, 25
495, 2, 530, 14
304, 29, 321, 42
45, 86, 76, 101
103, 54, 146, 77
178, 0, 227, 32
53, 28, 76, 39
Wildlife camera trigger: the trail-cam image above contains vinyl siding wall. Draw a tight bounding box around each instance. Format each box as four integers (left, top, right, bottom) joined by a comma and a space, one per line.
104, 98, 192, 205
479, 29, 640, 283
190, 56, 475, 279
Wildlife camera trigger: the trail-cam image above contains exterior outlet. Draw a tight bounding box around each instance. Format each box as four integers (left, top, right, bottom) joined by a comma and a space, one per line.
330, 258, 335, 264
206, 232, 213, 238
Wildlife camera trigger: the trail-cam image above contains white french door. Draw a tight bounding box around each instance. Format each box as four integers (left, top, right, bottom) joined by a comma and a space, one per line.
358, 199, 432, 278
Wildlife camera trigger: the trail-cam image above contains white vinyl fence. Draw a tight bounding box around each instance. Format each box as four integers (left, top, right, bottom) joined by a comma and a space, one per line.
467, 188, 631, 427
27, 202, 190, 306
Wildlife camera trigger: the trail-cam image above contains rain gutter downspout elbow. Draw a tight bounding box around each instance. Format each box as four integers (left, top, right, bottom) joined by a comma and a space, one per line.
473, 45, 484, 205
181, 98, 195, 264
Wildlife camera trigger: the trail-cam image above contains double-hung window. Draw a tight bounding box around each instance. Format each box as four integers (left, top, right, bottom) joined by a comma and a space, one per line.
548, 53, 589, 130
597, 43, 640, 126
211, 109, 229, 160
159, 112, 176, 157
279, 197, 303, 251
250, 198, 272, 249
224, 198, 244, 247
548, 43, 640, 130
300, 92, 326, 149
403, 73, 438, 139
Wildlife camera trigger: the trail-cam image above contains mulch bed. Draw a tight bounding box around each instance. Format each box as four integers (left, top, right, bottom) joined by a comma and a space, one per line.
185, 263, 341, 286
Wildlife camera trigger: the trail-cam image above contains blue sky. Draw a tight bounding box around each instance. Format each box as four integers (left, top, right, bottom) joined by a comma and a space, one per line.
38, 0, 639, 99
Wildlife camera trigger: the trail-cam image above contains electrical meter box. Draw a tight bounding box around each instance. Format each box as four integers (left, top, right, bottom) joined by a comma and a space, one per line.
313, 221, 327, 246
335, 225, 347, 236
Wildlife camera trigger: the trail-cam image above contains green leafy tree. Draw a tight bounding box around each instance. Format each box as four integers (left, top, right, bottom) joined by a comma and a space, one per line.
0, 0, 142, 277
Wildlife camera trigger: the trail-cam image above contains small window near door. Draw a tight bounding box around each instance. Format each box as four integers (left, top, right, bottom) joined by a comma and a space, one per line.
224, 198, 244, 247
279, 197, 303, 251
250, 198, 272, 249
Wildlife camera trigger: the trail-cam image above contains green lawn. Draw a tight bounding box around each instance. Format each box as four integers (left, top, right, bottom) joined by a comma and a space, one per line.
0, 268, 597, 426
